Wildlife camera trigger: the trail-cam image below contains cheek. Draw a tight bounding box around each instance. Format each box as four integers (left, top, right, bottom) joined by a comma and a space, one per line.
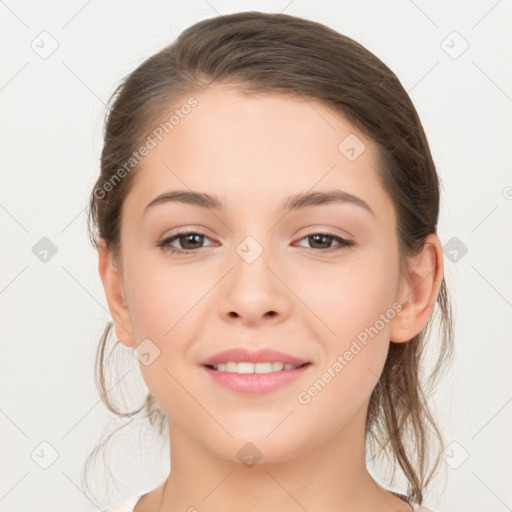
295, 271, 395, 423
122, 240, 399, 422
124, 251, 199, 341
295, 252, 398, 403
295, 253, 399, 343
122, 257, 208, 382
122, 264, 199, 414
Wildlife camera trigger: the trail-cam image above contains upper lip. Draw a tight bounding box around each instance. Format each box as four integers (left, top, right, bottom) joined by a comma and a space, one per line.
200, 348, 310, 366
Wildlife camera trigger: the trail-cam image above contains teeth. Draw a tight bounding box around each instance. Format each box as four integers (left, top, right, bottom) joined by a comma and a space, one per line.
212, 361, 301, 373
272, 361, 285, 372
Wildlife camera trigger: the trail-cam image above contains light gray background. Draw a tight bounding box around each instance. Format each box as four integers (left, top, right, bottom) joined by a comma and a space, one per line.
1, 1, 511, 511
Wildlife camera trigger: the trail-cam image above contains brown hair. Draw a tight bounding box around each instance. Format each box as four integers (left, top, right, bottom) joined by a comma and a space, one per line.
84, 11, 454, 504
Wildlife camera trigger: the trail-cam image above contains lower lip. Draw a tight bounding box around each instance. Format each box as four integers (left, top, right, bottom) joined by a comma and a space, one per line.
201, 364, 312, 394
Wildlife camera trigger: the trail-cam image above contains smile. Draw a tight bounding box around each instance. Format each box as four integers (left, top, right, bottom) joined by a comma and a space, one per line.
202, 362, 312, 394
206, 361, 308, 373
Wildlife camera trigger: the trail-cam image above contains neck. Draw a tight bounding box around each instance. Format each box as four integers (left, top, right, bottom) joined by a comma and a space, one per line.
157, 404, 400, 512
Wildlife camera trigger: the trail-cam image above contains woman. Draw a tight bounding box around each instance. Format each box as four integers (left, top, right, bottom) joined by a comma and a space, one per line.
85, 11, 453, 511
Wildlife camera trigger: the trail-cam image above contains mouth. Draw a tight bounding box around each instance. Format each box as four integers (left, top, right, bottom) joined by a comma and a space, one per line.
201, 361, 312, 395
204, 361, 312, 374
199, 347, 312, 394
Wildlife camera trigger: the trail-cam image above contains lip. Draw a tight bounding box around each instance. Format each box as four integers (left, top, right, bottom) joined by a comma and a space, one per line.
200, 347, 309, 366
201, 363, 312, 394
199, 347, 312, 395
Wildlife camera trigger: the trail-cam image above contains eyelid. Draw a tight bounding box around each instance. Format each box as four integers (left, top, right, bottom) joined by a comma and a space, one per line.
159, 225, 217, 242
158, 227, 355, 255
292, 224, 355, 243
292, 231, 355, 251
158, 229, 217, 251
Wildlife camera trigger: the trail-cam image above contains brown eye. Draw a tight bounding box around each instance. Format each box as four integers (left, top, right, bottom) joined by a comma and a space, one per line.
308, 234, 334, 249
159, 231, 215, 254
295, 232, 355, 252
176, 233, 205, 250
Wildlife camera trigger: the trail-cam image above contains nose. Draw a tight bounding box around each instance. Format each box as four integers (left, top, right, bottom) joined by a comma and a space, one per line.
218, 246, 291, 326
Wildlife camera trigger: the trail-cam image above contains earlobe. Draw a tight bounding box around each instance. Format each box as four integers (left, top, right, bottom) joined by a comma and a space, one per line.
97, 238, 136, 347
389, 234, 444, 343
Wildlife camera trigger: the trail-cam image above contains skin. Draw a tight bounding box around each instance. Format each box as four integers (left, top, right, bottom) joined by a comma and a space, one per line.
98, 84, 443, 512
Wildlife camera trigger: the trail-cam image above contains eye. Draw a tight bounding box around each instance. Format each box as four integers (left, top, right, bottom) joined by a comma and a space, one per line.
294, 232, 355, 252
158, 230, 355, 255
158, 230, 215, 254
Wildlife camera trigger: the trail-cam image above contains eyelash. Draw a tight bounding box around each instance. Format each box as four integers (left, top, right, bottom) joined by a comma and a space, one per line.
158, 230, 355, 255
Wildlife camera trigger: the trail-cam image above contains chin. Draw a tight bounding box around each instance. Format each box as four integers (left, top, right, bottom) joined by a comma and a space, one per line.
214, 430, 309, 465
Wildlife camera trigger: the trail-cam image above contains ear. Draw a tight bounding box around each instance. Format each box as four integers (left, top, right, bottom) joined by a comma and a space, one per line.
97, 238, 136, 348
390, 233, 444, 343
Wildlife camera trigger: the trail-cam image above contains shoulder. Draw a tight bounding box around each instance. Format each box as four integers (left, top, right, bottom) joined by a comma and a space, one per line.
102, 494, 144, 512
390, 491, 436, 512
412, 503, 436, 511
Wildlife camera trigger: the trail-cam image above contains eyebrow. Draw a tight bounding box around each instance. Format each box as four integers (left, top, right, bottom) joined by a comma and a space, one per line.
144, 189, 375, 217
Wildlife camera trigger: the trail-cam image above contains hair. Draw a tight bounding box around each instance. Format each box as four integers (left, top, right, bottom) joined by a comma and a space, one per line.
84, 11, 454, 504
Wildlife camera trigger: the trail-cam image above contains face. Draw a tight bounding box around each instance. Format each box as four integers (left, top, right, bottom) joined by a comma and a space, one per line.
108, 84, 407, 464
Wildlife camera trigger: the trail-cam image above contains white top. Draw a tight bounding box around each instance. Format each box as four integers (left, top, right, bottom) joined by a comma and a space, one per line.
103, 492, 435, 511
103, 494, 144, 512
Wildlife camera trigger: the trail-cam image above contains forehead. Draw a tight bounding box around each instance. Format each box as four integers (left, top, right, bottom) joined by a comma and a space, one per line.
123, 84, 394, 223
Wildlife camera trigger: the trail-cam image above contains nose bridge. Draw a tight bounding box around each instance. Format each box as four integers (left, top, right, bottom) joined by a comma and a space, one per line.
219, 233, 290, 323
